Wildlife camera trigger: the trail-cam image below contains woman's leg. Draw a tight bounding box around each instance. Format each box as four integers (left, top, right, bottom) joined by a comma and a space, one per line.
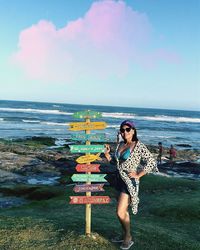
117, 192, 132, 243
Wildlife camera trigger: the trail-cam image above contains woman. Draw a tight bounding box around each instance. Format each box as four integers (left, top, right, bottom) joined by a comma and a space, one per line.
104, 120, 158, 250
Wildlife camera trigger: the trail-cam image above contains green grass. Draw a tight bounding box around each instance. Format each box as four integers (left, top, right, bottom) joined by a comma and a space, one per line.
0, 175, 200, 250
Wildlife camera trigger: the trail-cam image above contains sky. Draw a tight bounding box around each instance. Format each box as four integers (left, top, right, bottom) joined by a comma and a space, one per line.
0, 0, 199, 110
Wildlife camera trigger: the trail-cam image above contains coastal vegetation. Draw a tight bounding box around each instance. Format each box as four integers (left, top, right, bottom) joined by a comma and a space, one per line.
0, 137, 200, 249
0, 175, 200, 250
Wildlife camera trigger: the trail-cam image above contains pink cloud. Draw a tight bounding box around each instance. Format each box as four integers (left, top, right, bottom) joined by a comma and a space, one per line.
12, 0, 180, 83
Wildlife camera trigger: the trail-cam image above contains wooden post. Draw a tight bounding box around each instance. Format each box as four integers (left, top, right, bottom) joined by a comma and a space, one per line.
85, 116, 91, 236
69, 110, 109, 236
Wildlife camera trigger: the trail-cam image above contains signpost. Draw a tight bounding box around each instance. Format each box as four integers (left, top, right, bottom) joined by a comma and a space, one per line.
69, 121, 106, 131
71, 133, 107, 142
69, 196, 110, 204
76, 153, 101, 164
69, 145, 105, 153
71, 174, 107, 182
75, 164, 100, 172
73, 110, 102, 119
73, 184, 105, 193
68, 110, 110, 236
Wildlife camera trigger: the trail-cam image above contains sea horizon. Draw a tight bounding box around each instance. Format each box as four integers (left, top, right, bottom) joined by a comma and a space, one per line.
1, 99, 200, 113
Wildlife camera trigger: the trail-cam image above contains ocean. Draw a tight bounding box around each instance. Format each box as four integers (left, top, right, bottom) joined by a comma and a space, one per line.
0, 100, 200, 150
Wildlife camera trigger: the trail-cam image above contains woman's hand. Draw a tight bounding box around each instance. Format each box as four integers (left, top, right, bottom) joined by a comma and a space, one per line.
104, 144, 111, 154
128, 172, 139, 179
128, 170, 146, 179
104, 144, 112, 162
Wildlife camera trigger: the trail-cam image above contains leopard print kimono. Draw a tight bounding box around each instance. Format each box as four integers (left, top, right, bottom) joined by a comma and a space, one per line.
116, 141, 158, 214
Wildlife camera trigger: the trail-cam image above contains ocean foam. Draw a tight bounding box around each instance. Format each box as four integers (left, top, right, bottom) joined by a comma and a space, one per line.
0, 108, 73, 116
22, 119, 41, 123
102, 112, 136, 119
102, 112, 200, 123
139, 115, 200, 123
40, 121, 69, 126
1, 107, 199, 123
106, 124, 120, 128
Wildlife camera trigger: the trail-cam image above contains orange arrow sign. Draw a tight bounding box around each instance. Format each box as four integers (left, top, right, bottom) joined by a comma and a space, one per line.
69, 196, 111, 204
69, 121, 107, 131
73, 184, 105, 193
75, 164, 100, 172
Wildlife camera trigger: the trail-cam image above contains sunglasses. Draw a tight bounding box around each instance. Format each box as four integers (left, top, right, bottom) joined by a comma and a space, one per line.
120, 127, 132, 133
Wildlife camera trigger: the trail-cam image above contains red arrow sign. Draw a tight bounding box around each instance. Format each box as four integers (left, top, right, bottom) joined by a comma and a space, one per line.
73, 184, 105, 193
75, 164, 100, 172
69, 196, 111, 204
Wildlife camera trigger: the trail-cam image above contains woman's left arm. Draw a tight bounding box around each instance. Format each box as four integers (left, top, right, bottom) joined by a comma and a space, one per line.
140, 143, 158, 174
128, 143, 158, 180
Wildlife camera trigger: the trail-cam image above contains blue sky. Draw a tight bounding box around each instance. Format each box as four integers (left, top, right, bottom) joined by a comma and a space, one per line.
0, 0, 199, 110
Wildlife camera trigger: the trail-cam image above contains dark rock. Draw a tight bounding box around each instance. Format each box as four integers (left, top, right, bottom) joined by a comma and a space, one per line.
158, 162, 200, 175
176, 144, 192, 148
0, 169, 26, 184
27, 189, 58, 200
0, 196, 28, 208
0, 138, 200, 186
13, 136, 56, 146
0, 186, 38, 196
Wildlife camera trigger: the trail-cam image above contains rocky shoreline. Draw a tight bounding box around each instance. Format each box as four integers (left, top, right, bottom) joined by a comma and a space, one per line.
0, 137, 199, 185
0, 136, 199, 209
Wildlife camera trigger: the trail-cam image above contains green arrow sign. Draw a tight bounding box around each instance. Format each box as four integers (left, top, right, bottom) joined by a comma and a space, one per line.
73, 110, 102, 119
71, 174, 107, 182
69, 145, 105, 153
71, 133, 107, 142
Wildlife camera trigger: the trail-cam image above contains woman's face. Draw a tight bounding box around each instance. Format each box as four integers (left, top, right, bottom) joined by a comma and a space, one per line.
120, 125, 134, 141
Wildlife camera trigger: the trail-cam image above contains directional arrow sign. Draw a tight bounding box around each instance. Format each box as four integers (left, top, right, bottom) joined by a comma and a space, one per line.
76, 153, 101, 164
71, 133, 107, 142
75, 164, 100, 172
70, 145, 105, 153
69, 122, 107, 131
73, 111, 102, 119
69, 196, 110, 204
71, 174, 107, 182
73, 184, 105, 193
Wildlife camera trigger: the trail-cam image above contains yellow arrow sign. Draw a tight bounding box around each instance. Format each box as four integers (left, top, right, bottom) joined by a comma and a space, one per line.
76, 153, 101, 164
69, 121, 107, 131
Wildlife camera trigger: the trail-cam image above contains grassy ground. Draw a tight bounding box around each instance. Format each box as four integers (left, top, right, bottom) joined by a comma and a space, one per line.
0, 175, 200, 250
